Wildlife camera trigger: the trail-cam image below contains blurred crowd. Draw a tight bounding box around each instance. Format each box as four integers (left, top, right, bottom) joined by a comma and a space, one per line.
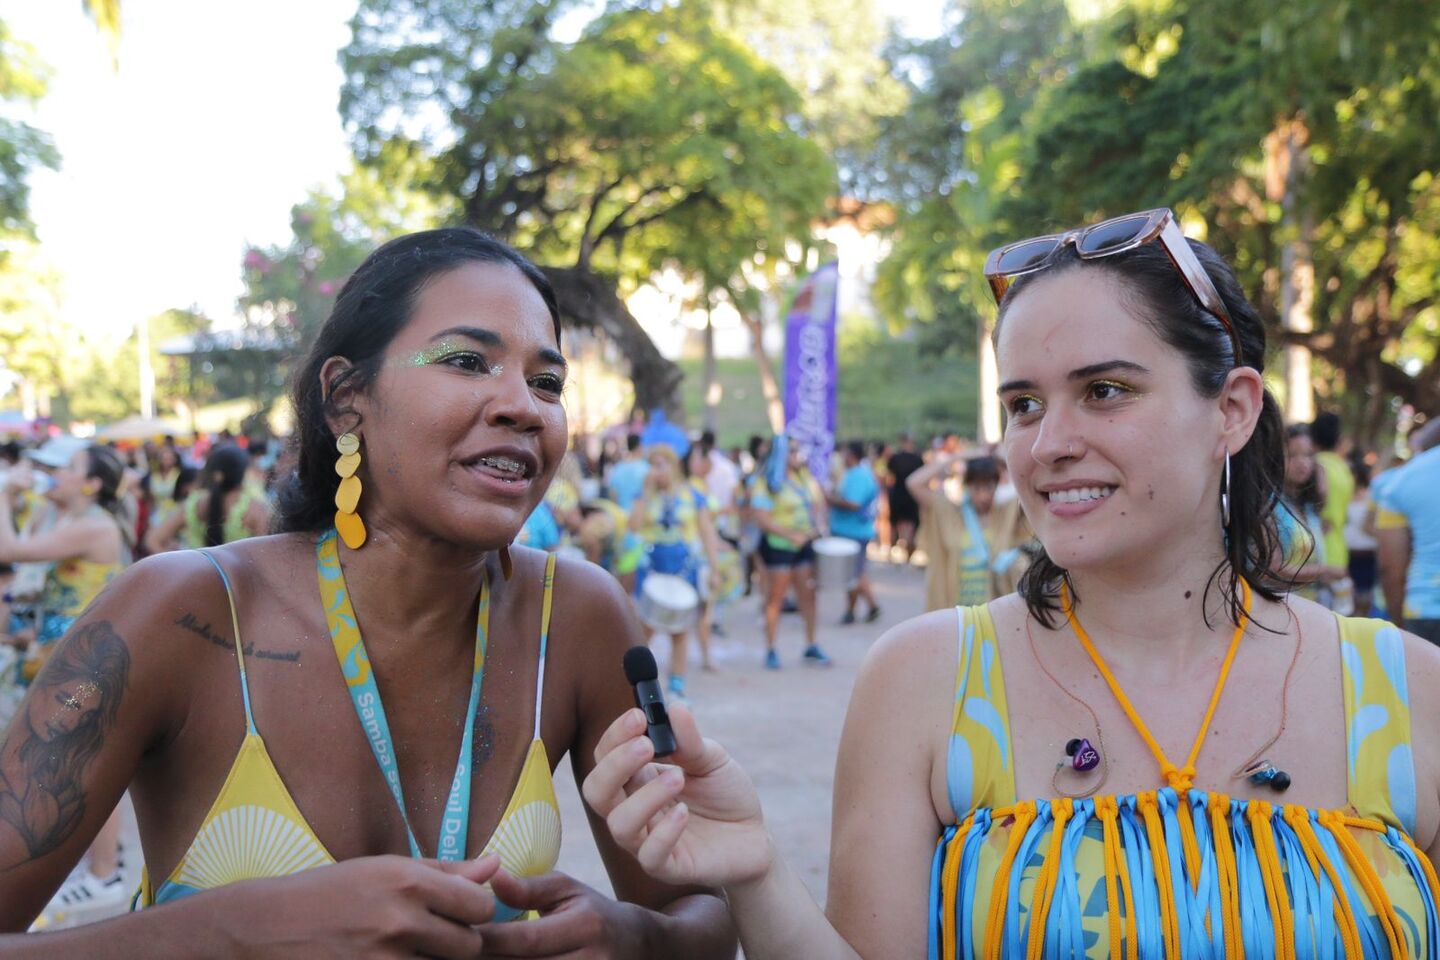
0, 431, 278, 923
3, 408, 1438, 703
0, 404, 1436, 925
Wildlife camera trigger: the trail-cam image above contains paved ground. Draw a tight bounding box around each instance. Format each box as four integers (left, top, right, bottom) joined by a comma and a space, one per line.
552, 553, 928, 906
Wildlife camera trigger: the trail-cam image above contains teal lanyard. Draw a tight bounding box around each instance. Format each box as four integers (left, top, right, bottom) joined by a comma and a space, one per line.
316, 529, 488, 860
959, 496, 991, 571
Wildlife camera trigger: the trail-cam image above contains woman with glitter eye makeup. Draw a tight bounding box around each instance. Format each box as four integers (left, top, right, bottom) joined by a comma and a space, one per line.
0, 228, 736, 958
584, 211, 1440, 960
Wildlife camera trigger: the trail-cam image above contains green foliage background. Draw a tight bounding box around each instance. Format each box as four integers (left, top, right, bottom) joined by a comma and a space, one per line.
2, 0, 1437, 447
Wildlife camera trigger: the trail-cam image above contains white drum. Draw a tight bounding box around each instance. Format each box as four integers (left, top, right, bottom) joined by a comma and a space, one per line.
812, 536, 861, 590
637, 573, 700, 632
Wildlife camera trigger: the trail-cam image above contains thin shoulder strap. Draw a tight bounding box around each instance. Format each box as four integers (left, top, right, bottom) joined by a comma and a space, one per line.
1338, 614, 1416, 833
198, 550, 257, 735
945, 604, 1015, 817
532, 552, 559, 741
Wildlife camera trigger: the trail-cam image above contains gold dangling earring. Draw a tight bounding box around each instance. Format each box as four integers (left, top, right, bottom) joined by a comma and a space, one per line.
499, 544, 514, 581
334, 432, 367, 549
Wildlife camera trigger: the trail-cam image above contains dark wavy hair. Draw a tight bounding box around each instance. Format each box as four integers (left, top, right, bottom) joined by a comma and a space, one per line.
997, 237, 1287, 629
276, 228, 561, 534
83, 444, 133, 551
200, 444, 250, 547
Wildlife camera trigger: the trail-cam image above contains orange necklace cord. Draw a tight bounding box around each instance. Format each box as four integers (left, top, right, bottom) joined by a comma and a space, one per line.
1062, 579, 1253, 793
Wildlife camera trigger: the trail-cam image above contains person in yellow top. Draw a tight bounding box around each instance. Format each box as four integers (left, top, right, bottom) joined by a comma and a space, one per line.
141, 443, 185, 546
0, 436, 133, 916
0, 438, 132, 677
1311, 412, 1354, 571
750, 436, 830, 669
628, 444, 721, 697
144, 445, 269, 553
0, 229, 736, 957
582, 208, 1440, 960
908, 452, 1032, 611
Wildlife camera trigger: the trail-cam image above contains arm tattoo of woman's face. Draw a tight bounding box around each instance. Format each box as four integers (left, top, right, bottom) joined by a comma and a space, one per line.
0, 620, 130, 869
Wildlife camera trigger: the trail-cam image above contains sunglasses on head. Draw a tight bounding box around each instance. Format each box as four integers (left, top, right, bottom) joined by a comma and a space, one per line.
983, 208, 1241, 364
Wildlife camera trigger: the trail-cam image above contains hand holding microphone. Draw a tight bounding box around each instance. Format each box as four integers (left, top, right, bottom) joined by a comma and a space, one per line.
582, 647, 771, 888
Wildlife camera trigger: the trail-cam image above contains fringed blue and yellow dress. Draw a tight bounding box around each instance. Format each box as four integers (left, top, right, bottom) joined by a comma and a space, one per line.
928, 604, 1439, 959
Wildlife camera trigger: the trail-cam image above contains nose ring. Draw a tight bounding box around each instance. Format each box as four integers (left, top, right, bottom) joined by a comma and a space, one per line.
1067, 442, 1075, 458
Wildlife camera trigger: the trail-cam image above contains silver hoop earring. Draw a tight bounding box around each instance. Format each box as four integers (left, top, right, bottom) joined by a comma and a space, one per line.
1220, 452, 1232, 529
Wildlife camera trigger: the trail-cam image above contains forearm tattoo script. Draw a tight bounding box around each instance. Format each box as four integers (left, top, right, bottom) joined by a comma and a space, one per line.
0, 620, 130, 869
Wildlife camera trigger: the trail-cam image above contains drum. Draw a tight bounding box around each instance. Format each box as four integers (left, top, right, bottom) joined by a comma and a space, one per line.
813, 536, 861, 590
637, 573, 700, 632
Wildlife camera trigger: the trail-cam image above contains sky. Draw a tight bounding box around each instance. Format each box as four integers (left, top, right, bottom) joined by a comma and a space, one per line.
4, 0, 946, 345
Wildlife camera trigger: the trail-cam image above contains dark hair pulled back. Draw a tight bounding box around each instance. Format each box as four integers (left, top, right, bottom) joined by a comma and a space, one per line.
83, 444, 135, 552
201, 444, 250, 547
997, 236, 1287, 629
276, 228, 561, 534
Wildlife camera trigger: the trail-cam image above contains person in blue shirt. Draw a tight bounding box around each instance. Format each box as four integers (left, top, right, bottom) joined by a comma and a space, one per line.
515, 498, 561, 551
605, 434, 649, 510
825, 441, 880, 625
1375, 421, 1440, 645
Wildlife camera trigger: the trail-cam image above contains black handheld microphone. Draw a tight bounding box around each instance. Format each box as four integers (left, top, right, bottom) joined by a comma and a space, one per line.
623, 646, 677, 758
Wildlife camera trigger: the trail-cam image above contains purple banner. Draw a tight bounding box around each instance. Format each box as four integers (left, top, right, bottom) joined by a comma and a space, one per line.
783, 262, 839, 482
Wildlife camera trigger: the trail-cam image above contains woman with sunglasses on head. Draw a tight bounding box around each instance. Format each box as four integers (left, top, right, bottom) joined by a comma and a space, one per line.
0, 229, 736, 958
585, 209, 1440, 959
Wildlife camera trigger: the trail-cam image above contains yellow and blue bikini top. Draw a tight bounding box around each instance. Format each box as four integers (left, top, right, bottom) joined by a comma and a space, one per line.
930, 602, 1440, 960
137, 537, 563, 918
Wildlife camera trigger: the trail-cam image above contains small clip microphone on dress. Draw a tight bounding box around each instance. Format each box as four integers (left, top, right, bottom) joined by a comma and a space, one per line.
623, 646, 677, 758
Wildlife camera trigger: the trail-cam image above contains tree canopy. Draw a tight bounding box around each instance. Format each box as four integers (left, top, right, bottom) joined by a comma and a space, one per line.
337, 0, 835, 414
873, 0, 1440, 442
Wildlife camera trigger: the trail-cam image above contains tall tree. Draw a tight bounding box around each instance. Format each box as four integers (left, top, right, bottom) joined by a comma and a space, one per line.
0, 18, 59, 244
339, 0, 834, 417
1007, 0, 1440, 437
873, 0, 1439, 444
871, 0, 1085, 439
239, 150, 453, 351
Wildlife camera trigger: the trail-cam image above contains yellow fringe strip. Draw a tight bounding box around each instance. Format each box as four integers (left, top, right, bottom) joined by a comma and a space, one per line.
1096, 797, 1130, 960
1246, 801, 1296, 960
941, 815, 975, 960
1137, 792, 1181, 959
1283, 806, 1362, 960
1207, 793, 1244, 960
982, 802, 1037, 960
1321, 811, 1406, 959
1025, 799, 1073, 960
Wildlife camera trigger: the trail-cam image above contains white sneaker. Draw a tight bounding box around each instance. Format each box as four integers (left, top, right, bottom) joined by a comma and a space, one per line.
55, 870, 127, 909
32, 870, 128, 930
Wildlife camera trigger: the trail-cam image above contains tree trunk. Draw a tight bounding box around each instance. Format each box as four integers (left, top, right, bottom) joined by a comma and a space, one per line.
702, 298, 719, 433
1265, 118, 1316, 423
542, 265, 686, 422
978, 314, 1001, 444
729, 293, 785, 434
